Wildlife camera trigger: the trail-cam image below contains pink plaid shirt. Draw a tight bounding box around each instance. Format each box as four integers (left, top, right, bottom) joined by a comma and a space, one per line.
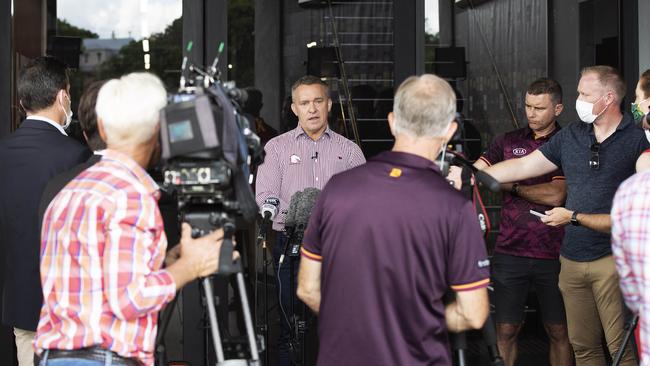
255, 125, 366, 231
35, 149, 176, 366
612, 170, 650, 364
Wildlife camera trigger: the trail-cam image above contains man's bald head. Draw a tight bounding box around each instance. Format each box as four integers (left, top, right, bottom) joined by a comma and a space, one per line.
392, 74, 456, 138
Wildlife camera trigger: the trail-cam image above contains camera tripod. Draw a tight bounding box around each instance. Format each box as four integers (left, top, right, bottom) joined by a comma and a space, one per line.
188, 214, 262, 366
450, 313, 504, 366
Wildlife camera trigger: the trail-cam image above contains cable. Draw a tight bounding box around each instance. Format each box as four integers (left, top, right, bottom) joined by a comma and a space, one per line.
467, 0, 519, 130
276, 259, 293, 333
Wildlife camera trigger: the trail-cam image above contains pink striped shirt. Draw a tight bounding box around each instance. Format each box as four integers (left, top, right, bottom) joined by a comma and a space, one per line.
255, 126, 365, 230
612, 170, 650, 364
35, 149, 176, 366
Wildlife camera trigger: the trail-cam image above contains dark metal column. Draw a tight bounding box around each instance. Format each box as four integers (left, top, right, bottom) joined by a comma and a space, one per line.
394, 0, 424, 88
180, 3, 229, 366
181, 3, 205, 364
621, 0, 638, 105
255, 0, 282, 131
205, 0, 228, 78
0, 0, 13, 360
0, 0, 11, 139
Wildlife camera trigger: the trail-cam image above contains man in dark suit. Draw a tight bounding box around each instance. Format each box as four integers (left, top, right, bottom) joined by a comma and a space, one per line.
0, 56, 91, 366
38, 80, 106, 223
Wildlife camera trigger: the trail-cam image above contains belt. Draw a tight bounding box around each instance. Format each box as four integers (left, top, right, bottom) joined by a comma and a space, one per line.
45, 347, 139, 366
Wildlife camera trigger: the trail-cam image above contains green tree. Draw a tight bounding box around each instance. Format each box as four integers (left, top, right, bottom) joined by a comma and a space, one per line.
57, 18, 99, 38
98, 17, 182, 90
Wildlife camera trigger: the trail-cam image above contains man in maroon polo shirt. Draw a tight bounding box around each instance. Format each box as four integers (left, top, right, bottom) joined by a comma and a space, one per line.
474, 78, 571, 366
297, 74, 490, 365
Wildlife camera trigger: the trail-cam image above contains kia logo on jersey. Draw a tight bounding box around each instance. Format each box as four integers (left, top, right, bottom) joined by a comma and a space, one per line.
513, 148, 527, 156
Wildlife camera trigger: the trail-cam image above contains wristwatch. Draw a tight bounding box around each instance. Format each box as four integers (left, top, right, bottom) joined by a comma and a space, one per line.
510, 183, 520, 197
571, 211, 580, 226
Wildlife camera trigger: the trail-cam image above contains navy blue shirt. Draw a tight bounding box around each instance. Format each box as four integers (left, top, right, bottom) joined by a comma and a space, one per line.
538, 113, 649, 261
302, 151, 490, 366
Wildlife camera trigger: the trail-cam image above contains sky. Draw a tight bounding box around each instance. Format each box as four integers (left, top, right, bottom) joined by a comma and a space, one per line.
57, 0, 182, 40
425, 0, 440, 35
56, 0, 438, 40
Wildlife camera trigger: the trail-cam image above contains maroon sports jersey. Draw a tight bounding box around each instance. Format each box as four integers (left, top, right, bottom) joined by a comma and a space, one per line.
302, 151, 489, 366
480, 125, 564, 259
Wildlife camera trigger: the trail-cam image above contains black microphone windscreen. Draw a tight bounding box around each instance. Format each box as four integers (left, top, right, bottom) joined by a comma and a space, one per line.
474, 170, 501, 193
284, 191, 303, 227
295, 188, 321, 225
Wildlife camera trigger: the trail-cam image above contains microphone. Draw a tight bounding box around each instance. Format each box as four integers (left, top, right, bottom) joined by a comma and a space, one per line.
448, 152, 501, 193
260, 197, 280, 221
209, 42, 225, 79
311, 152, 319, 160
295, 187, 320, 226
280, 191, 304, 265
258, 197, 280, 239
179, 41, 193, 89
280, 188, 321, 264
227, 88, 248, 104
283, 191, 303, 239
282, 188, 321, 262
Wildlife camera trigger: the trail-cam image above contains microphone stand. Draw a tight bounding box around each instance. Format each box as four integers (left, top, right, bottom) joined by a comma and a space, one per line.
278, 225, 307, 365
255, 215, 272, 366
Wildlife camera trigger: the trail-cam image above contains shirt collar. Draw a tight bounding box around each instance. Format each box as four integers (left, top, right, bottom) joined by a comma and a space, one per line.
101, 149, 160, 197
588, 112, 634, 136
372, 151, 441, 173
526, 122, 561, 140
27, 115, 68, 136
292, 125, 332, 140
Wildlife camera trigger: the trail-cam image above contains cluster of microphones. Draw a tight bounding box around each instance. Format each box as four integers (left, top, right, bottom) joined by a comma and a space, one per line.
259, 188, 321, 264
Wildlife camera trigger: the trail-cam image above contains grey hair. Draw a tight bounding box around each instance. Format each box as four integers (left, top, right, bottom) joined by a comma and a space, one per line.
392, 74, 456, 138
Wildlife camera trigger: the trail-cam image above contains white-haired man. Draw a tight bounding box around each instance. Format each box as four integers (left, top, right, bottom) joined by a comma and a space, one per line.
34, 73, 226, 366
297, 74, 490, 365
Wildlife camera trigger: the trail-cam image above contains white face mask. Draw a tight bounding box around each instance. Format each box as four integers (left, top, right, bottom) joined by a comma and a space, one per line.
60, 93, 73, 129
644, 129, 650, 143
575, 96, 607, 124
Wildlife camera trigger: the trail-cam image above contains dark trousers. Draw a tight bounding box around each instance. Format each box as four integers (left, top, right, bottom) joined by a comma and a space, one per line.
273, 232, 300, 366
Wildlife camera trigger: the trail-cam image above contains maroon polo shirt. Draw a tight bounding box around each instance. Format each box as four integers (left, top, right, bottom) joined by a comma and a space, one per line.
301, 151, 490, 366
479, 124, 564, 259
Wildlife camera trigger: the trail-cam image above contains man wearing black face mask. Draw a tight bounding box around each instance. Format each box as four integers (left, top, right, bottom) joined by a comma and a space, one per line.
0, 56, 91, 366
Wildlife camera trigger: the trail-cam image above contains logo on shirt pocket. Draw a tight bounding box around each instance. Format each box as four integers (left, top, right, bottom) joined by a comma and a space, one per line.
512, 148, 527, 156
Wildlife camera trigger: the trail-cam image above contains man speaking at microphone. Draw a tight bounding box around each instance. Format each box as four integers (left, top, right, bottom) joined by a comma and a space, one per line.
255, 75, 365, 365
297, 74, 490, 365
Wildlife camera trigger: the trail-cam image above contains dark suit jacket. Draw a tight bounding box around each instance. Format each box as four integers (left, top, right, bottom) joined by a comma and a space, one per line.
0, 119, 91, 330
38, 154, 102, 227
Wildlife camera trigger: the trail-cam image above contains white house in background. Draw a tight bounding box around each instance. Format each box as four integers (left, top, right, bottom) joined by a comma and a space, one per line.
80, 38, 133, 72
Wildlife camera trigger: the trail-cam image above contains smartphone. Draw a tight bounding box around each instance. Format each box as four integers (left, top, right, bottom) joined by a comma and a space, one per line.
529, 209, 548, 218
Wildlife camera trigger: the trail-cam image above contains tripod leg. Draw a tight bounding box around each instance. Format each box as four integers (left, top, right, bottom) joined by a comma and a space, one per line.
612, 314, 639, 366
236, 272, 261, 363
450, 332, 468, 366
203, 277, 225, 363
482, 314, 505, 365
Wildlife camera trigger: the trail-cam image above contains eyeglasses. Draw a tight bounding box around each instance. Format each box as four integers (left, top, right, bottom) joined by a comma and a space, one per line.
589, 142, 600, 170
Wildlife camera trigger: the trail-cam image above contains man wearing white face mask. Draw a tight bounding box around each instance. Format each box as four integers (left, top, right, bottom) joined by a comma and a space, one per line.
0, 56, 90, 366
484, 65, 648, 365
